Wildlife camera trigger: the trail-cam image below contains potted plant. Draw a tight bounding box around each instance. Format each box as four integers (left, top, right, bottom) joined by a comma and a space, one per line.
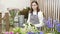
9, 9, 17, 27
18, 7, 30, 19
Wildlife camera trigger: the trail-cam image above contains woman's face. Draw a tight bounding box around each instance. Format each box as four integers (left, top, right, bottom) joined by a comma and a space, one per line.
32, 2, 38, 10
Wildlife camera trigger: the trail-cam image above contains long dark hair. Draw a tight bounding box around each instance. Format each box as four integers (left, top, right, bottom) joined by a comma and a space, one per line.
30, 1, 40, 13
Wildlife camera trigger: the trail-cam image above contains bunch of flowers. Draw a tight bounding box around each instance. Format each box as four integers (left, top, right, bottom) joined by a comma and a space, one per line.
43, 17, 60, 34
4, 23, 44, 34
24, 23, 44, 34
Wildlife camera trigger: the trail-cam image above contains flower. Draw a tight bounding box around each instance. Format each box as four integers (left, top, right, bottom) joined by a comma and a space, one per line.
16, 32, 19, 34
34, 31, 44, 34
39, 31, 44, 34
43, 17, 47, 23
35, 31, 44, 34
27, 32, 34, 34
46, 17, 53, 28
56, 23, 60, 32
53, 20, 59, 25
9, 32, 14, 34
5, 32, 9, 34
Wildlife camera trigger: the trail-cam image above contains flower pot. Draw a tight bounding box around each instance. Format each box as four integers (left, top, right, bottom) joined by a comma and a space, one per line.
18, 15, 24, 27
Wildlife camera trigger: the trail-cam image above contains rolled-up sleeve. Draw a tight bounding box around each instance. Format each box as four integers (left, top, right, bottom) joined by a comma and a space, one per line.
38, 11, 44, 27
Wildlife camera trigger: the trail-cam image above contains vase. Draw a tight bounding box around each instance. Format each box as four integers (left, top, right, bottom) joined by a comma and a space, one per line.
18, 15, 24, 28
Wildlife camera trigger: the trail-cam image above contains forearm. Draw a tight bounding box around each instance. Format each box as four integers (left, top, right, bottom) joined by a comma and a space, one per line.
27, 13, 31, 23
38, 11, 44, 26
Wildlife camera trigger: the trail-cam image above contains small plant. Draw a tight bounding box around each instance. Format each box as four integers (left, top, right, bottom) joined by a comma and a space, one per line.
13, 27, 21, 34
24, 23, 40, 34
13, 27, 27, 34
9, 9, 17, 26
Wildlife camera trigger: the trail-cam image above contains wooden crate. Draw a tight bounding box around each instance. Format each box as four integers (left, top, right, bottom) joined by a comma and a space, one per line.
4, 13, 10, 31
0, 13, 2, 34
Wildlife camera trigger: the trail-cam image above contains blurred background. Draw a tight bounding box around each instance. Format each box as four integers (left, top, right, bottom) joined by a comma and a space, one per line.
0, 0, 60, 34
0, 0, 60, 20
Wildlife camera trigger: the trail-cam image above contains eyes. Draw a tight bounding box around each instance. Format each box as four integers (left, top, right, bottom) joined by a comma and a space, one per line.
32, 3, 37, 6
32, 4, 37, 6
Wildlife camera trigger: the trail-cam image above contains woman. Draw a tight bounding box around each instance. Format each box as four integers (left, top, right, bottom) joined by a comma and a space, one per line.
27, 1, 44, 30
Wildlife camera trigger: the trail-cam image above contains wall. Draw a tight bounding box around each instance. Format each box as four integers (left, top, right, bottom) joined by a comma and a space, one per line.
0, 0, 30, 11
0, 0, 30, 18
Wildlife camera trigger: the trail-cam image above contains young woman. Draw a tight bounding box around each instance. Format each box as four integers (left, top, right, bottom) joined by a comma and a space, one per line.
27, 1, 44, 30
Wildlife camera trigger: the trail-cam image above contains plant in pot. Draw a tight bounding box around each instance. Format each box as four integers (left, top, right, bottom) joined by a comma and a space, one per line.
18, 7, 30, 19
9, 9, 17, 27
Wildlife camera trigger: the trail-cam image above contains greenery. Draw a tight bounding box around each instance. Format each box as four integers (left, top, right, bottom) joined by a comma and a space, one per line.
9, 9, 17, 26
18, 7, 30, 19
12, 23, 40, 34
9, 9, 16, 18
13, 27, 27, 34
6, 8, 60, 34
9, 7, 30, 26
26, 23, 39, 32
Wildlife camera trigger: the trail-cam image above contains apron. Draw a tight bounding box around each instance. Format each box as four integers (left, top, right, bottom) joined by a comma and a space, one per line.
30, 13, 39, 25
30, 13, 42, 30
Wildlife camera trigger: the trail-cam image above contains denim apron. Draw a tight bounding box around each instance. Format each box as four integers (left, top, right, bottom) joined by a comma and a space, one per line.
30, 13, 39, 24
30, 13, 41, 30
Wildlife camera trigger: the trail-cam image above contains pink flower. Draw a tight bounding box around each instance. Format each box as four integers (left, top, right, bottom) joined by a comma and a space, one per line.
9, 32, 14, 34
16, 32, 19, 34
5, 32, 9, 34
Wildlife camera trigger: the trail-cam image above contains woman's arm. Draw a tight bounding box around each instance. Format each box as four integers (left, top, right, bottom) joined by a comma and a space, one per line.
27, 12, 31, 23
38, 11, 44, 27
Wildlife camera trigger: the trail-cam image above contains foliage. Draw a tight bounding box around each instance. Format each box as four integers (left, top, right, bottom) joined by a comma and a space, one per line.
9, 9, 16, 18
18, 7, 30, 19
13, 27, 27, 34
9, 9, 18, 26
25, 23, 40, 32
